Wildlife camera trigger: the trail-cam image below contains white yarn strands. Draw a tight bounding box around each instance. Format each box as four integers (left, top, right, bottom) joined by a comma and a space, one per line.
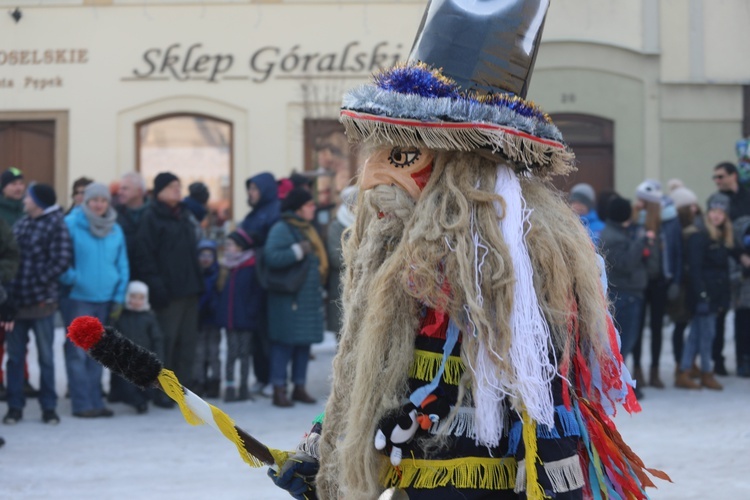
493, 165, 556, 429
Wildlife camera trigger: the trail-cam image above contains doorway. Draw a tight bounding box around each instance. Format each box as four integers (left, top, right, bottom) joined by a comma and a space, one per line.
0, 120, 56, 186
137, 114, 233, 236
550, 113, 615, 197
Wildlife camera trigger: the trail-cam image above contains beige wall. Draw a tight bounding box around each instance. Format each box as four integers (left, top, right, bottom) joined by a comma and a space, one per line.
1, 0, 748, 213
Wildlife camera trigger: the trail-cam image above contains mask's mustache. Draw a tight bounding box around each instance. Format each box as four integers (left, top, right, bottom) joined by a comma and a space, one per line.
364, 184, 415, 221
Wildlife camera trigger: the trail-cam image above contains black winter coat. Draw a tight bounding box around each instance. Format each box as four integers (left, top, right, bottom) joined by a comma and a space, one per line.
131, 201, 203, 309
685, 227, 731, 314
115, 309, 164, 360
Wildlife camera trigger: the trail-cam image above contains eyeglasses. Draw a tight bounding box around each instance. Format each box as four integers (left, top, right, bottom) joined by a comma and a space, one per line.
712, 174, 725, 180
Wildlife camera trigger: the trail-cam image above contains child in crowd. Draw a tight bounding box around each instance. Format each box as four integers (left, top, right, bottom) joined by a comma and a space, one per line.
676, 193, 732, 390
192, 239, 221, 398
217, 229, 262, 402
108, 281, 164, 413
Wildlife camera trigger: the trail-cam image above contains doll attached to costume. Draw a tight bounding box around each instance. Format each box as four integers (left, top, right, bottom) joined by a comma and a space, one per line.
270, 1, 669, 499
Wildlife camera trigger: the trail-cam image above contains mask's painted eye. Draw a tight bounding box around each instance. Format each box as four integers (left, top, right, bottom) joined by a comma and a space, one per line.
388, 147, 421, 168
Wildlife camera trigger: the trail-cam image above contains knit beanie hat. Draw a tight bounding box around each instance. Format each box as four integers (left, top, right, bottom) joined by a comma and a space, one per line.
188, 182, 210, 204
1, 167, 23, 191
27, 182, 57, 209
568, 183, 596, 210
707, 192, 731, 213
83, 182, 111, 203
290, 172, 314, 189
126, 280, 150, 311
153, 172, 179, 197
667, 179, 698, 209
607, 197, 633, 224
635, 179, 663, 204
281, 187, 313, 212
227, 228, 255, 251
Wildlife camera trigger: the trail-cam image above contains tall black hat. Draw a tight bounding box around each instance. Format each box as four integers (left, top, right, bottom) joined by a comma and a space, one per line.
340, 0, 573, 176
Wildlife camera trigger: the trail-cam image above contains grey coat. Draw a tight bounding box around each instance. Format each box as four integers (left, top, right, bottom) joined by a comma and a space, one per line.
265, 216, 324, 346
325, 218, 346, 333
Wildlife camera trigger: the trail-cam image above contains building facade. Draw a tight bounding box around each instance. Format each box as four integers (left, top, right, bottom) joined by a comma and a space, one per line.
1, 0, 748, 215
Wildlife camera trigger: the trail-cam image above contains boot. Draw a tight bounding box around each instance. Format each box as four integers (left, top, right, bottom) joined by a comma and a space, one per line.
633, 366, 646, 389
649, 367, 665, 389
738, 357, 750, 378
688, 362, 701, 379
675, 370, 701, 390
238, 384, 254, 402
713, 358, 728, 376
291, 385, 316, 404
701, 372, 723, 391
273, 386, 294, 408
224, 386, 238, 402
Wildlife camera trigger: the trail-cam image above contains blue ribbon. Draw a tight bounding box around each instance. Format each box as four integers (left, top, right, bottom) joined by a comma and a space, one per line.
409, 319, 460, 407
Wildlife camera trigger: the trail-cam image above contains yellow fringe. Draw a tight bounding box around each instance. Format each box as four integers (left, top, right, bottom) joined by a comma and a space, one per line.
409, 349, 464, 386
157, 369, 290, 469
383, 455, 517, 490
522, 411, 550, 500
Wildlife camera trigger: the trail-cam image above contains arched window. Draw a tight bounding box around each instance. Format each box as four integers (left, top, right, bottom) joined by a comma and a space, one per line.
137, 114, 232, 235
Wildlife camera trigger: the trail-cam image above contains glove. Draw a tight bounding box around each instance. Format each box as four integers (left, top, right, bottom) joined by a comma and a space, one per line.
695, 301, 710, 316
109, 303, 124, 323
667, 283, 680, 302
267, 452, 319, 500
374, 392, 450, 466
298, 241, 313, 255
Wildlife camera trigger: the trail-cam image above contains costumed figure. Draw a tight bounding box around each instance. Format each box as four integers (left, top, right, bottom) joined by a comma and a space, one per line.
65, 1, 669, 499
279, 1, 669, 499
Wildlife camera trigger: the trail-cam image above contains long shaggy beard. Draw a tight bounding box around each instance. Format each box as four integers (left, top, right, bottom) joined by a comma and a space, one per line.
317, 153, 610, 499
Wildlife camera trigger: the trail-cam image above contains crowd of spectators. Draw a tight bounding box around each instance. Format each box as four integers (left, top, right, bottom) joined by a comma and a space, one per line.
0, 166, 357, 449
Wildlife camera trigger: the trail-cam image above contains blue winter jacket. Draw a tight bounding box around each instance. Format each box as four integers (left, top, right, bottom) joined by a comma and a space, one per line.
217, 258, 263, 331
580, 210, 606, 246
60, 208, 129, 304
241, 172, 281, 246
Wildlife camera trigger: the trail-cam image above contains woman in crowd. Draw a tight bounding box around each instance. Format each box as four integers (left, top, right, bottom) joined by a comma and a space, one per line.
676, 193, 732, 390
264, 188, 327, 408
60, 182, 129, 417
631, 180, 681, 389
666, 180, 701, 375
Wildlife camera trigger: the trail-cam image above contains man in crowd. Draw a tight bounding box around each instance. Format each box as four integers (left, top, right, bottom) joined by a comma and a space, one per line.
0, 215, 19, 445
711, 161, 750, 375
0, 167, 25, 226
132, 172, 203, 403
568, 182, 606, 245
2, 183, 71, 425
116, 171, 149, 266
240, 173, 280, 396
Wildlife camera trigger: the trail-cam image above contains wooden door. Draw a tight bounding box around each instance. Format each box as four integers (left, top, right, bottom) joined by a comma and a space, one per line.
550, 114, 614, 196
0, 121, 56, 186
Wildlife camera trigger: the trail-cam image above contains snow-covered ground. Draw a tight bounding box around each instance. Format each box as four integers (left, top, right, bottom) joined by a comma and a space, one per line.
2, 322, 749, 499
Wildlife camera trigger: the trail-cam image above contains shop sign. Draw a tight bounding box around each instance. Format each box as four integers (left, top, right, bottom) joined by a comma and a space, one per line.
123, 41, 404, 83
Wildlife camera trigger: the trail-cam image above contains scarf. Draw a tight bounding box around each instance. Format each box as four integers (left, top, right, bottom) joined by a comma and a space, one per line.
82, 204, 117, 238
283, 214, 329, 283
223, 249, 254, 269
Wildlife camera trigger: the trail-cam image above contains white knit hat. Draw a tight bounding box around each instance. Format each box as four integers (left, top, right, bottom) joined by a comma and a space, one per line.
126, 280, 150, 311
667, 179, 698, 209
635, 179, 663, 204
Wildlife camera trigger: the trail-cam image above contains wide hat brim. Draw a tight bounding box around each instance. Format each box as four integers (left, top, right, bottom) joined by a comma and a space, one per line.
340, 63, 574, 177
